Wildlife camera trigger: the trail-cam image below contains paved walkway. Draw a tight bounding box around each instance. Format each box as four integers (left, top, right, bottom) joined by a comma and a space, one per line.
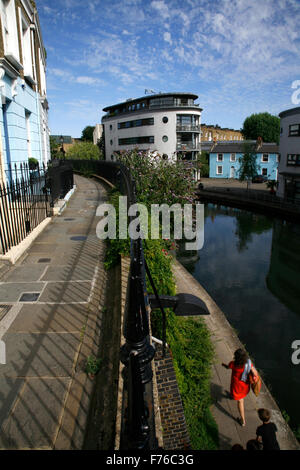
172, 259, 300, 450
0, 175, 108, 449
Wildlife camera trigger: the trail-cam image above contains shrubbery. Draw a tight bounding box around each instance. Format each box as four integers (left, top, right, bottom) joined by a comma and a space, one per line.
103, 150, 219, 449
66, 141, 103, 160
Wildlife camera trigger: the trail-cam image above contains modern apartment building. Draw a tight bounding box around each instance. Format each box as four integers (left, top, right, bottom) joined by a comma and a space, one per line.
277, 106, 300, 201
0, 0, 50, 183
209, 140, 279, 180
93, 123, 103, 146
101, 93, 202, 161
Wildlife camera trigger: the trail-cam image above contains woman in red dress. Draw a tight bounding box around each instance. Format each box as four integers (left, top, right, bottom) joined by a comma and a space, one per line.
222, 349, 258, 427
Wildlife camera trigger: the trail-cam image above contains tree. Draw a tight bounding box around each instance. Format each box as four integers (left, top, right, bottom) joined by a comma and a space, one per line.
238, 142, 259, 189
81, 126, 95, 142
195, 151, 209, 177
66, 141, 102, 160
241, 112, 280, 144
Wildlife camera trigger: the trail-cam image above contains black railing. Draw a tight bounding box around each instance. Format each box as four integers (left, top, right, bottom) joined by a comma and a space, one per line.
69, 159, 210, 450
0, 163, 49, 255
47, 159, 74, 207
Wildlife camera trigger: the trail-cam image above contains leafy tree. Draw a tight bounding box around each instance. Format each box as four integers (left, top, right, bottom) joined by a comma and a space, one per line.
238, 142, 259, 189
241, 112, 280, 144
50, 136, 60, 159
66, 141, 102, 160
195, 151, 209, 177
81, 126, 95, 142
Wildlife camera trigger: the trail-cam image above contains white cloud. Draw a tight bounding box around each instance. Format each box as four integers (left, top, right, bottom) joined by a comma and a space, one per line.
151, 0, 170, 19
163, 31, 172, 45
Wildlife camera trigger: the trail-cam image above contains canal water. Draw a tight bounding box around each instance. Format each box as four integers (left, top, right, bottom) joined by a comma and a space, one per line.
177, 203, 300, 433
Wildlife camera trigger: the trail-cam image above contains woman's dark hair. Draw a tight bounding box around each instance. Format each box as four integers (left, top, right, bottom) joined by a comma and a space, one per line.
234, 348, 249, 366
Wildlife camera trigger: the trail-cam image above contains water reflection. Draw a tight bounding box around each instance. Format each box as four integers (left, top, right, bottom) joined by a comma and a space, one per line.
177, 203, 300, 432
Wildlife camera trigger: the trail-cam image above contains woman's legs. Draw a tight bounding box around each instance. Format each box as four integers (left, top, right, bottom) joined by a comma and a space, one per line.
237, 399, 246, 425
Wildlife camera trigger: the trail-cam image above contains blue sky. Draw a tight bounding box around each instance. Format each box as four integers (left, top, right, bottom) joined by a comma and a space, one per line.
38, 0, 300, 138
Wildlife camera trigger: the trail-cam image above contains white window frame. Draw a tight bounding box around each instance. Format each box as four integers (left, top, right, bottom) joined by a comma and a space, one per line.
217, 153, 223, 162
230, 153, 236, 162
1, 0, 21, 66
217, 165, 223, 175
261, 168, 268, 176
262, 154, 269, 163
20, 10, 33, 81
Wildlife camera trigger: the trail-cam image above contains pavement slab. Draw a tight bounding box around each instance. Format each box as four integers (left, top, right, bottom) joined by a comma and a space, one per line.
172, 259, 300, 450
0, 175, 109, 449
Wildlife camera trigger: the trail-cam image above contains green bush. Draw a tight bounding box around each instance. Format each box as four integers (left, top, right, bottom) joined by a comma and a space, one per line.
103, 156, 218, 449
66, 141, 102, 160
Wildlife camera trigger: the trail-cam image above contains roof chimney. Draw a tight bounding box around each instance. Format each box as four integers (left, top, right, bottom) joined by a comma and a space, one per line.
256, 136, 263, 150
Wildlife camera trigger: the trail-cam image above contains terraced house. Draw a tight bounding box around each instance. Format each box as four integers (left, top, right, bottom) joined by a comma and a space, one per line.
0, 0, 49, 183
209, 140, 279, 180
102, 92, 202, 162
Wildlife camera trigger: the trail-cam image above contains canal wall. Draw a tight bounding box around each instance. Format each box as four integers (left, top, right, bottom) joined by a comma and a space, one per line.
196, 189, 300, 222
172, 259, 300, 450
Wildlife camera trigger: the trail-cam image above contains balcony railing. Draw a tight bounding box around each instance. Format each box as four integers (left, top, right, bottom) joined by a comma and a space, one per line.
176, 142, 200, 150
176, 125, 200, 132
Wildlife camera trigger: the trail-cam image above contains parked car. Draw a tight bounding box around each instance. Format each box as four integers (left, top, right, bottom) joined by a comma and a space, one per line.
252, 175, 268, 183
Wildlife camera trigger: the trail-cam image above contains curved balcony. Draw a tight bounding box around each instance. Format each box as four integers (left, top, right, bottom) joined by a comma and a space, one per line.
176, 142, 200, 151
176, 125, 200, 132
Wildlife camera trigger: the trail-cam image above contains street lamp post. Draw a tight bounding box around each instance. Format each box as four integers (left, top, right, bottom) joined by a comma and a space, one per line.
60, 135, 66, 157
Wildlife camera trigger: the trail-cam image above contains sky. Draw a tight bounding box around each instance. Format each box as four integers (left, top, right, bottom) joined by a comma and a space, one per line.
37, 0, 300, 138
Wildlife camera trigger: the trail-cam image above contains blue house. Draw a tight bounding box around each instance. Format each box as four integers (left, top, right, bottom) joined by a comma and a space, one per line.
0, 0, 50, 183
209, 141, 279, 180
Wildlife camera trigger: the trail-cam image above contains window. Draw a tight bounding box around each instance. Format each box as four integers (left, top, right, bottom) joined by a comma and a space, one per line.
110, 125, 112, 131
20, 13, 34, 81
262, 154, 269, 162
262, 168, 268, 176
118, 136, 154, 145
162, 135, 168, 142
287, 154, 300, 166
162, 116, 168, 123
118, 118, 154, 129
1, 0, 20, 63
230, 153, 236, 162
217, 153, 223, 162
110, 139, 113, 145
289, 124, 300, 136
217, 166, 223, 175
25, 111, 31, 158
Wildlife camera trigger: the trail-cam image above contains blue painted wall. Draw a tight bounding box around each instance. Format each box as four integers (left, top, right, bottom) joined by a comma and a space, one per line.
209, 151, 278, 180
0, 75, 42, 181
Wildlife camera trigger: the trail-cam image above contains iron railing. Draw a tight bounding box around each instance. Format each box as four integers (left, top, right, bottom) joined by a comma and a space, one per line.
47, 159, 74, 207
198, 186, 300, 213
69, 159, 209, 450
0, 163, 49, 255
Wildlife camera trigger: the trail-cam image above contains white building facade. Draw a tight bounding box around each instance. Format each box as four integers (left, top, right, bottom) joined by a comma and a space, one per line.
277, 106, 300, 201
101, 93, 202, 162
0, 0, 50, 183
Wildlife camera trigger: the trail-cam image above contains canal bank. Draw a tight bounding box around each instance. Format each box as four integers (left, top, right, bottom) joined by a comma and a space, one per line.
172, 259, 300, 450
